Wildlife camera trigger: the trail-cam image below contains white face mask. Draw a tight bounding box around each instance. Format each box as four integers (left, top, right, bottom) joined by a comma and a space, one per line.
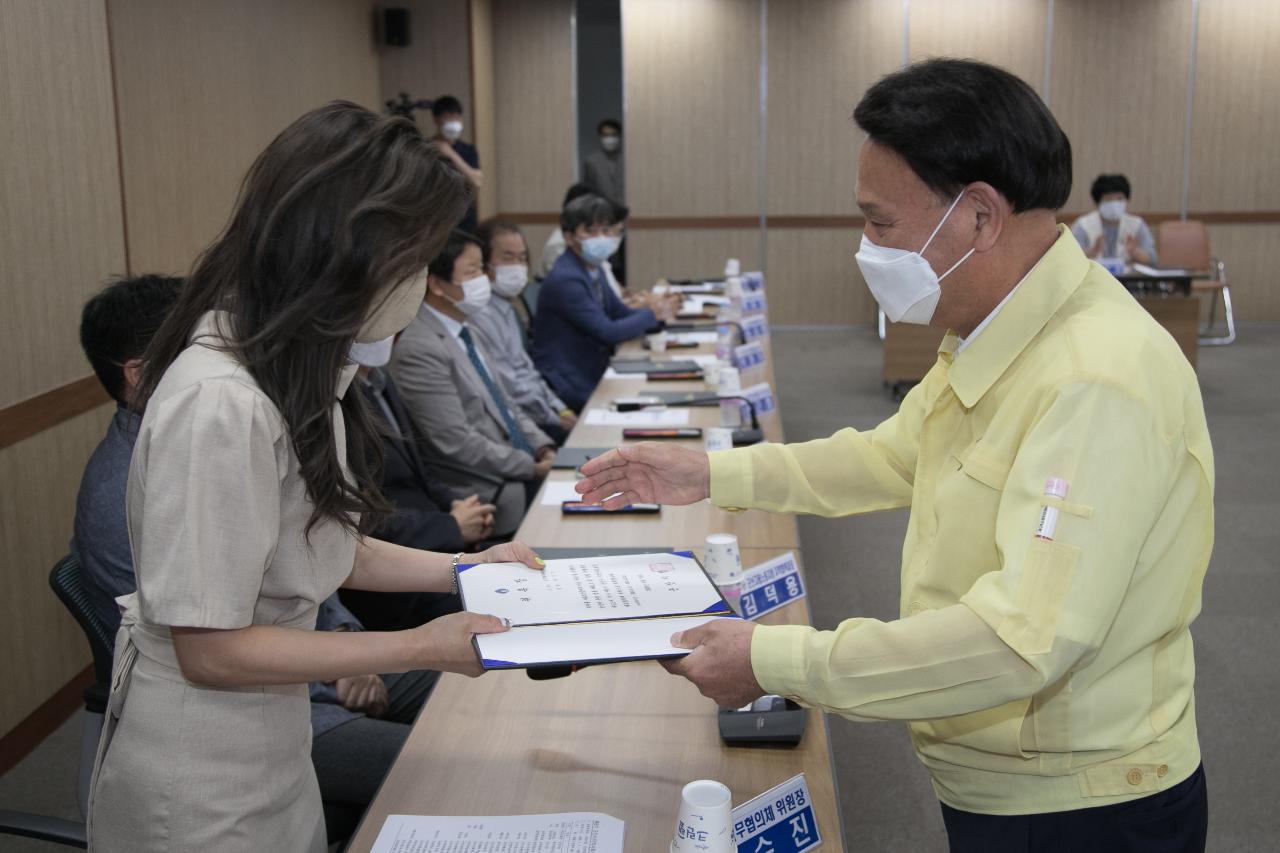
854, 192, 975, 326
441, 120, 463, 141
491, 264, 529, 298
357, 268, 428, 342
348, 336, 393, 368
1098, 199, 1127, 221
448, 273, 492, 315
600, 135, 621, 153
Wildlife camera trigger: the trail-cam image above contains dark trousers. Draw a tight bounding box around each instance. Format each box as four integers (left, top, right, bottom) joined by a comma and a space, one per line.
312, 668, 438, 842
941, 764, 1207, 853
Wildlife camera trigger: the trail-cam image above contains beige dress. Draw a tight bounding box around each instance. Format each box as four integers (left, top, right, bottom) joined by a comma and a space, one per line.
88, 312, 359, 852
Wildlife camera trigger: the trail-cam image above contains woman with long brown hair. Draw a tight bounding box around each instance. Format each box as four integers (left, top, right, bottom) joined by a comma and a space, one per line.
87, 101, 540, 851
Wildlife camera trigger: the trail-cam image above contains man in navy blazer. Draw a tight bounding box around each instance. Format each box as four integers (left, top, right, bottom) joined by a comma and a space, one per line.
532, 193, 676, 411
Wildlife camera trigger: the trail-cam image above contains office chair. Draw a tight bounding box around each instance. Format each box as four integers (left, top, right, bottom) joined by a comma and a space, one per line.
1157, 220, 1236, 345
0, 553, 114, 848
521, 277, 543, 318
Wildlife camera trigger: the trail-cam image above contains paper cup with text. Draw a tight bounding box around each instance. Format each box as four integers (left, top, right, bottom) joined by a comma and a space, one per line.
648, 330, 669, 353
704, 427, 734, 452
705, 533, 742, 609
670, 779, 734, 853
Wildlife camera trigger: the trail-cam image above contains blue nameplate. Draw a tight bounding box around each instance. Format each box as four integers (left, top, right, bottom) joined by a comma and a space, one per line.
733, 773, 821, 853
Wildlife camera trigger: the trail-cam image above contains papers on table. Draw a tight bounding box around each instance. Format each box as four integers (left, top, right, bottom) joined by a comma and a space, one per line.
457, 551, 738, 669
602, 367, 648, 380
371, 812, 624, 853
670, 331, 718, 345
540, 479, 586, 506
1131, 262, 1190, 277
583, 408, 690, 427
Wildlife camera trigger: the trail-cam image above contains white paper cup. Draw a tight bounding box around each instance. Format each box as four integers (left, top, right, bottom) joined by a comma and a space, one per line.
704, 426, 734, 452
717, 366, 741, 395
704, 533, 742, 586
703, 360, 723, 386
648, 331, 669, 353
670, 779, 734, 853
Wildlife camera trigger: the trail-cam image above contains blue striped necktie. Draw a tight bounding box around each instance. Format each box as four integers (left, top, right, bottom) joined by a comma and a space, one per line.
458, 326, 533, 455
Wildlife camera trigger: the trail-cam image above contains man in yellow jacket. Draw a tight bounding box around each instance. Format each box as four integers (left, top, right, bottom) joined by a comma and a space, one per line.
577, 58, 1212, 853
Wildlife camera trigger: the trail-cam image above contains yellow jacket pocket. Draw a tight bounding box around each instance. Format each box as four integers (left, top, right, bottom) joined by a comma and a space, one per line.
997, 538, 1081, 657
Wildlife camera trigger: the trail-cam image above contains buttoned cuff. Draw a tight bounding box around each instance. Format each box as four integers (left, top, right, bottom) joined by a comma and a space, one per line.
708, 448, 754, 511
750, 623, 814, 701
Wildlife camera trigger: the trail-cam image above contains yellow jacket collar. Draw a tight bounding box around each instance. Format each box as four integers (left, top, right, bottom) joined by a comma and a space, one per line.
941, 226, 1090, 409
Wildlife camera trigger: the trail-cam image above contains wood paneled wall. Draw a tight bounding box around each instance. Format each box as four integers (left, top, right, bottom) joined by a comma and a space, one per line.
109, 0, 381, 276
908, 0, 1047, 86
623, 0, 761, 217
376, 0, 487, 213
0, 0, 126, 738
1189, 0, 1280, 319
1051, 0, 1193, 214
490, 0, 576, 214
615, 0, 1279, 322
765, 0, 902, 324
0, 0, 126, 409
470, 0, 498, 219
0, 0, 384, 740
378, 0, 472, 125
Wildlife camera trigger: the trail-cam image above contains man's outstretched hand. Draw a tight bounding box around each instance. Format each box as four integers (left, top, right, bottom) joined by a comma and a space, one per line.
574, 443, 711, 509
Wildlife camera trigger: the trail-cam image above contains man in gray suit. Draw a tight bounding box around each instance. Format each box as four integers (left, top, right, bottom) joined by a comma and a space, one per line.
391, 230, 555, 536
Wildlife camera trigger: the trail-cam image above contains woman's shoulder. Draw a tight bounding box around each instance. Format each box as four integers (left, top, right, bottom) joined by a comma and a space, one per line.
146, 344, 285, 442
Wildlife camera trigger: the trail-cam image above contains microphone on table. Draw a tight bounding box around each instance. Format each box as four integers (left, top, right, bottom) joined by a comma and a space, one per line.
615, 396, 764, 446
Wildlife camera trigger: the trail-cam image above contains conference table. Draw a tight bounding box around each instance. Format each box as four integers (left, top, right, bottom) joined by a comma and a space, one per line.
347, 328, 848, 851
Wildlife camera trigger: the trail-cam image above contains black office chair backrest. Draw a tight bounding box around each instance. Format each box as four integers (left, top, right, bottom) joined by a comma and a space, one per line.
49, 554, 116, 687
522, 278, 542, 318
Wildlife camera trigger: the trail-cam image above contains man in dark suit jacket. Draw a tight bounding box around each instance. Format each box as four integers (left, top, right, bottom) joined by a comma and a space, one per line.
342, 341, 498, 631
531, 193, 674, 411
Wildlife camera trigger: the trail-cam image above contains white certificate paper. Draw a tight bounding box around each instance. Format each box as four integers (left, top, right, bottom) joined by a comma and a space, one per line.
459, 552, 724, 625
370, 812, 624, 853
458, 552, 738, 669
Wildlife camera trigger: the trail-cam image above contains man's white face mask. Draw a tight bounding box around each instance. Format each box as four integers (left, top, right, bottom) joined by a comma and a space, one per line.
854, 191, 975, 325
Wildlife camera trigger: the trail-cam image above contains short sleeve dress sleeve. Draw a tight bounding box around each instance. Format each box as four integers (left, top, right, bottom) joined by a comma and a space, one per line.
128, 379, 285, 629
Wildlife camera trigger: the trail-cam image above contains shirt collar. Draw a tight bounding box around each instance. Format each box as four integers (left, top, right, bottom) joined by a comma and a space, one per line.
956, 267, 1032, 354
423, 302, 466, 339
941, 225, 1090, 409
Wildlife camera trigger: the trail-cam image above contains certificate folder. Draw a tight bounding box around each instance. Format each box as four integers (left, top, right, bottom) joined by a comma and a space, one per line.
458, 551, 739, 670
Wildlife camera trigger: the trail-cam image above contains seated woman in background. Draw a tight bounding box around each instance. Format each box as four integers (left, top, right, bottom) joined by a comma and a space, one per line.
1071, 173, 1158, 265
88, 101, 541, 853
532, 193, 676, 412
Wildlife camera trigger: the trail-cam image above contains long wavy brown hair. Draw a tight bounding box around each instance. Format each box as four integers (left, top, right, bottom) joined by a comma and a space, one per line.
137, 101, 471, 537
